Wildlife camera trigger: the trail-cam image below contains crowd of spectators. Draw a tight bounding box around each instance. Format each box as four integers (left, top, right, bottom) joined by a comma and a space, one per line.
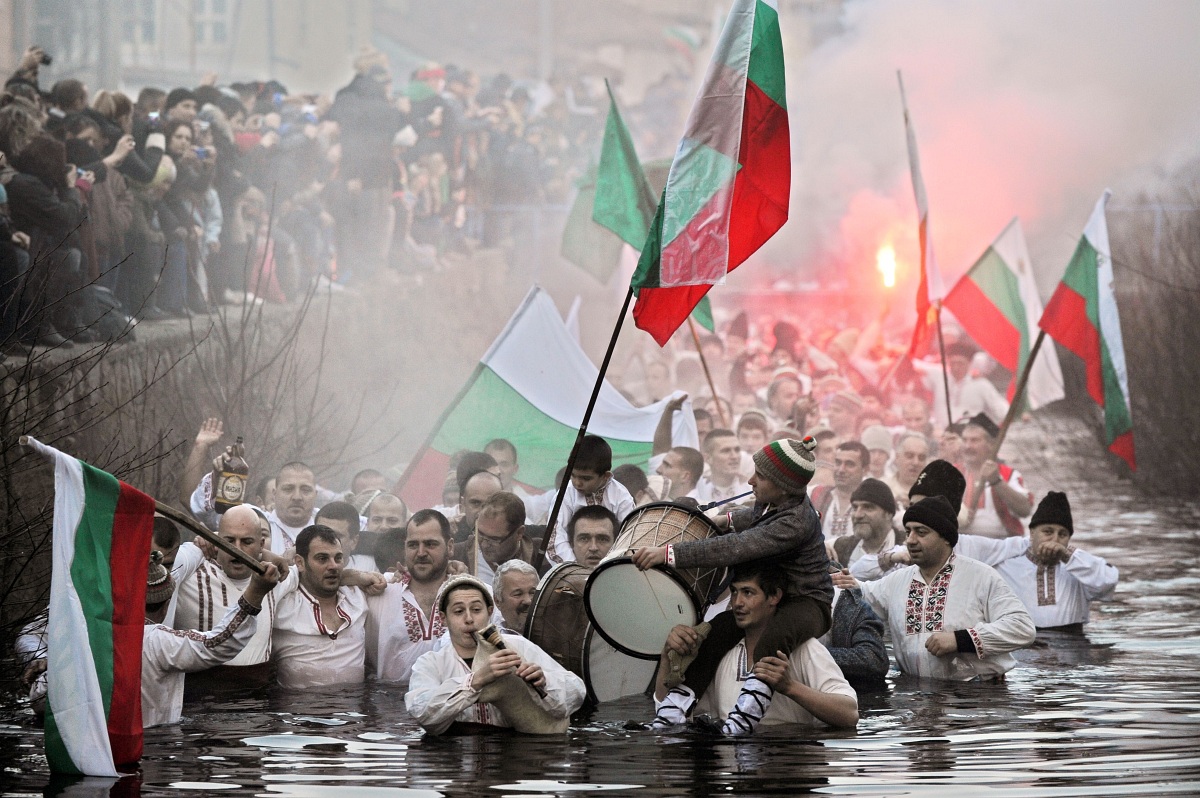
0, 44, 624, 352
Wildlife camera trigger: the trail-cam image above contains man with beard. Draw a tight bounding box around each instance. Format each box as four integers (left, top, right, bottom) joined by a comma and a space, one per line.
832, 479, 900, 571
833, 496, 1035, 680
364, 510, 453, 686
272, 525, 383, 689
493, 560, 540, 634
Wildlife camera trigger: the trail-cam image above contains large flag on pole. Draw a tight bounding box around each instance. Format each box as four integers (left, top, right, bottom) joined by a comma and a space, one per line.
898, 72, 946, 358
944, 217, 1065, 410
396, 288, 700, 510
631, 0, 790, 346
24, 436, 155, 776
1039, 190, 1135, 470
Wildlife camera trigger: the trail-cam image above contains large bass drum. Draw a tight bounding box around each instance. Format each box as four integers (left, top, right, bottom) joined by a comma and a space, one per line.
584, 502, 724, 660
523, 562, 590, 678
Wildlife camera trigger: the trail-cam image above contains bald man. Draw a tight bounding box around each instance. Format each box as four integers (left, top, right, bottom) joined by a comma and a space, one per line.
173, 505, 289, 693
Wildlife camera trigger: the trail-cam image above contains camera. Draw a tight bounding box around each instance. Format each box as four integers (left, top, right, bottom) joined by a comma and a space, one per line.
39, 50, 52, 66
193, 146, 209, 160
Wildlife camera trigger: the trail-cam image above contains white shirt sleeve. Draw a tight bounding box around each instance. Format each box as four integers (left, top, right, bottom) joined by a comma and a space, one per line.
954, 535, 1029, 566
145, 602, 259, 674
189, 472, 221, 531
964, 574, 1036, 657
1064, 547, 1119, 601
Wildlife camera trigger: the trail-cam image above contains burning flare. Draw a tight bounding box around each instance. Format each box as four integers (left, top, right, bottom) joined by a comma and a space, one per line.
877, 245, 897, 288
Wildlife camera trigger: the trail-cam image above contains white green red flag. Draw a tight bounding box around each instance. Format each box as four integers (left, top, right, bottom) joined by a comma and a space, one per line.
631, 0, 790, 346
1039, 190, 1135, 469
944, 217, 1065, 410
899, 72, 945, 358
397, 288, 699, 509
25, 436, 155, 776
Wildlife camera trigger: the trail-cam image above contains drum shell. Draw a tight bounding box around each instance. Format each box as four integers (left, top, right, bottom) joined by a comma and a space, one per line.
606, 501, 725, 607
523, 563, 590, 678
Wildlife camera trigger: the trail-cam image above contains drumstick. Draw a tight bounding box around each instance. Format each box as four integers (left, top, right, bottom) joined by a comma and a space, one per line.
698, 490, 753, 512
480, 624, 549, 699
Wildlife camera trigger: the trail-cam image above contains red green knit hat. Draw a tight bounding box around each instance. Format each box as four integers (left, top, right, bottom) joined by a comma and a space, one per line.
753, 437, 818, 495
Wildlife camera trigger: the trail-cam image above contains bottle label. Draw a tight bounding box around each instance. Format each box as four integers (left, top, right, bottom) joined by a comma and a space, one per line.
218, 472, 246, 504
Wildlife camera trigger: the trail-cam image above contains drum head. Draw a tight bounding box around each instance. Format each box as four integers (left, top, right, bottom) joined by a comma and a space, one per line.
584, 557, 699, 659
583, 625, 659, 704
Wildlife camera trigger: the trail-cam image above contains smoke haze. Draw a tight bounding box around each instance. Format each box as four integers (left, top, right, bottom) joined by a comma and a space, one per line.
753, 0, 1200, 297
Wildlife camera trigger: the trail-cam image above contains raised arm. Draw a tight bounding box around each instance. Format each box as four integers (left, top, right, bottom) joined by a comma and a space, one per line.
180, 418, 223, 506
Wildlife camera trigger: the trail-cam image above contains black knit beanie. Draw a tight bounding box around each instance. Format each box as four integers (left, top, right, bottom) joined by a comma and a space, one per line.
903, 495, 959, 547
1030, 491, 1073, 535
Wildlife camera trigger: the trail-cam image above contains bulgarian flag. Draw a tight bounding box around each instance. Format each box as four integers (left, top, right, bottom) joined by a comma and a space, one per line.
944, 217, 1065, 410
397, 288, 699, 509
24, 436, 155, 776
898, 71, 946, 359
1039, 190, 1136, 470
631, 0, 790, 346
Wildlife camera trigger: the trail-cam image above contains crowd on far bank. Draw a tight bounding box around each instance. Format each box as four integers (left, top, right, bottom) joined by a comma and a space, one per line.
0, 44, 686, 355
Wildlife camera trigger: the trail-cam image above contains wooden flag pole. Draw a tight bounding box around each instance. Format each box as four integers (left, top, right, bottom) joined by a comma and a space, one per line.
687, 316, 729, 428
537, 286, 635, 570
18, 435, 267, 575
960, 329, 1047, 523
934, 304, 954, 428
152, 501, 268, 576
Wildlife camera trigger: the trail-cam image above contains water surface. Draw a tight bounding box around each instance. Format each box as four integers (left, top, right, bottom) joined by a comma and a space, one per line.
3, 412, 1198, 797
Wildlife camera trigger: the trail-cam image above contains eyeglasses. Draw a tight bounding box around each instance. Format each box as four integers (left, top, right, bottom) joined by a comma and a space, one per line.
476, 523, 519, 547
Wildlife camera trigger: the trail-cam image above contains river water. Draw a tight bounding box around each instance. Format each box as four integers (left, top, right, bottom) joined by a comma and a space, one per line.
3, 409, 1199, 797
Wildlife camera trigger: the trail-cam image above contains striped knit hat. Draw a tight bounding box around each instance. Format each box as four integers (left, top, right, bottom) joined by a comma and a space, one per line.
752, 437, 818, 495
146, 550, 175, 606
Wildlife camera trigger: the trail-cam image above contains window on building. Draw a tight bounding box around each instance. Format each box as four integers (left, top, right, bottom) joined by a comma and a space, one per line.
123, 0, 157, 46
194, 0, 231, 47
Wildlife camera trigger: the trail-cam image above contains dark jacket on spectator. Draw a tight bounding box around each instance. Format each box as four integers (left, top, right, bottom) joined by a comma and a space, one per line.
326, 73, 405, 188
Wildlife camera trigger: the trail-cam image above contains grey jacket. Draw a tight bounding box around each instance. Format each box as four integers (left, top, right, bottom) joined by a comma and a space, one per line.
827, 588, 890, 690
673, 495, 833, 608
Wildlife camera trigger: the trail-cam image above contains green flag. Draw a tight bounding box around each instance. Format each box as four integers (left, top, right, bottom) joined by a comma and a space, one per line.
560, 166, 626, 284
691, 295, 715, 333
592, 81, 657, 248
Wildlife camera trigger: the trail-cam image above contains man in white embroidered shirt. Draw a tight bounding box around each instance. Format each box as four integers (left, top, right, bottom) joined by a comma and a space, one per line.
173, 505, 284, 694
272, 524, 377, 689
365, 510, 453, 686
834, 496, 1035, 681
994, 491, 1118, 630
142, 551, 281, 728
652, 562, 858, 733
